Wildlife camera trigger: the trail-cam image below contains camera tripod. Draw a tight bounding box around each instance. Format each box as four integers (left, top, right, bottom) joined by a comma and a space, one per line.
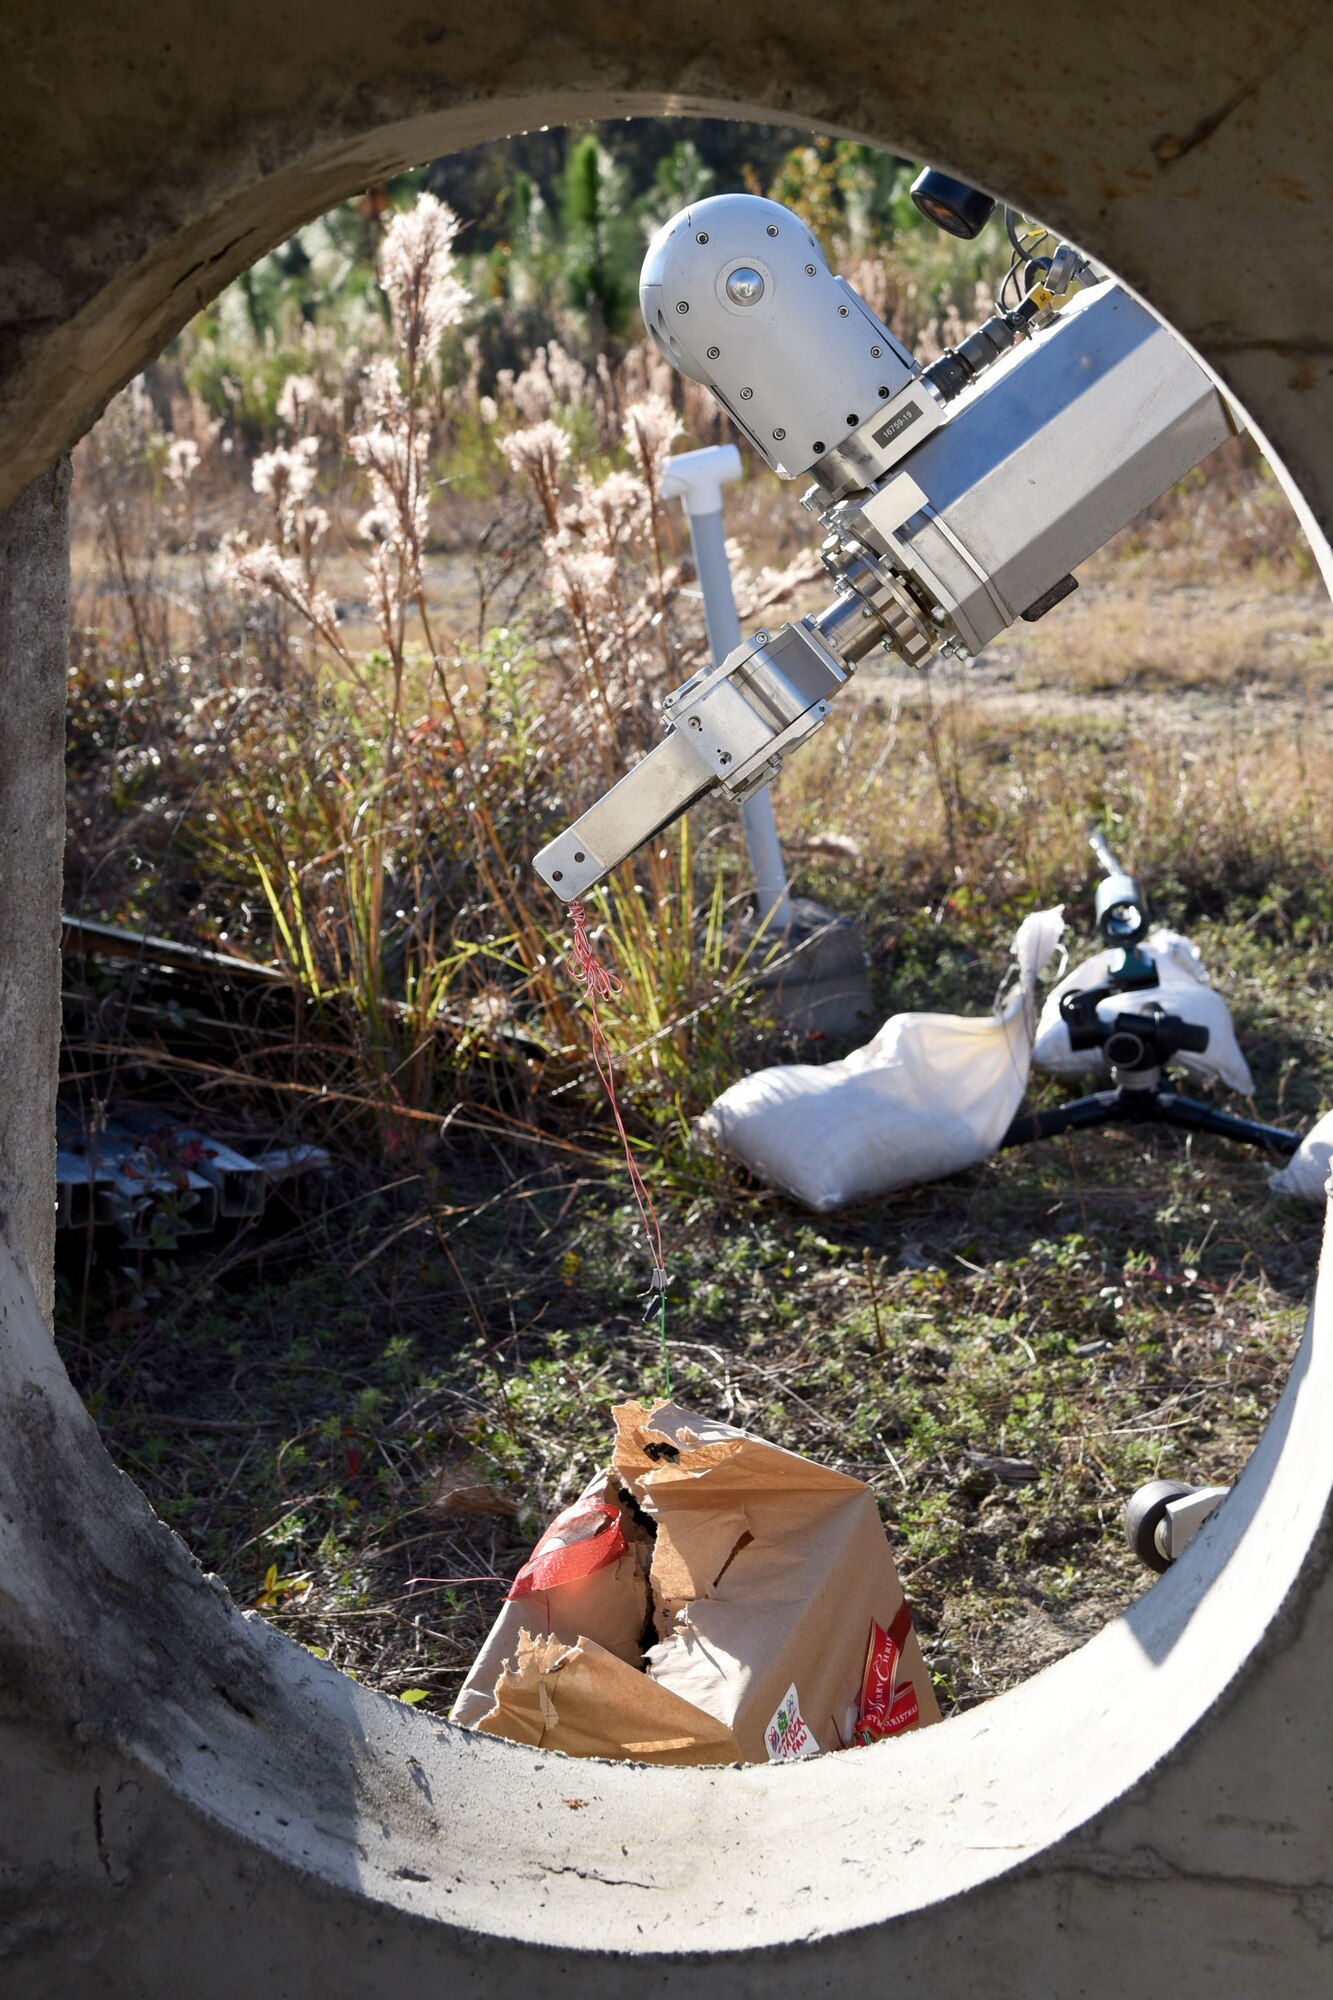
1001, 984, 1299, 1159
1002, 830, 1299, 1160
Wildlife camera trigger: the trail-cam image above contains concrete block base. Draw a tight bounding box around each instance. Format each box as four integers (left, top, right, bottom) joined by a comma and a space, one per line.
740, 897, 874, 1037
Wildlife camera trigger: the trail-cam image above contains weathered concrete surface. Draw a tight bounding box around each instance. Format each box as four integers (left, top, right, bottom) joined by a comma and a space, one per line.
0, 465, 68, 1327
2, 5, 1331, 530
1, 0, 1332, 1992
2, 1211, 1331, 1994
742, 897, 875, 1034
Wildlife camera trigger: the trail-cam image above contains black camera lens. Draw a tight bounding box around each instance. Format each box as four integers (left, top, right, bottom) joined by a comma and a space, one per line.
1102, 901, 1142, 942
909, 168, 997, 240
1094, 870, 1148, 947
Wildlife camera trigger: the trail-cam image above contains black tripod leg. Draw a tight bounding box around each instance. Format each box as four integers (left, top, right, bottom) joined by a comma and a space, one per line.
1001, 1092, 1127, 1149
1153, 1094, 1301, 1157
1002, 1089, 1300, 1156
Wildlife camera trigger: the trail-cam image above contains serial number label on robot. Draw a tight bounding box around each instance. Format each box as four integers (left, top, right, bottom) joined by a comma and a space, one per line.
872, 402, 925, 450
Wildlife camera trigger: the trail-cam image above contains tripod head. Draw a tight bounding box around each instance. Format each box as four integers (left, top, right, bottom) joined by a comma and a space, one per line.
1060, 990, 1209, 1075
1008, 832, 1296, 1161
1060, 835, 1210, 1079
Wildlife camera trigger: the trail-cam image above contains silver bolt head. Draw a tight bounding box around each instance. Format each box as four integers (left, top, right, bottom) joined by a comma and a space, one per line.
725, 267, 766, 306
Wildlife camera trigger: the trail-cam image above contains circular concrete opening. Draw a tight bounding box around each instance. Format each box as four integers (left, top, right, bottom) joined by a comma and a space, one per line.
4, 13, 1333, 1991
60, 131, 1327, 1717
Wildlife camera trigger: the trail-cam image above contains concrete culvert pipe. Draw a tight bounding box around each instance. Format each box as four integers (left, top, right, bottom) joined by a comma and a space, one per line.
1, 4, 1332, 1992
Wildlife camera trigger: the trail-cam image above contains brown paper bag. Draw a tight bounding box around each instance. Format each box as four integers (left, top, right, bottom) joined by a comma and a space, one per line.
451, 1400, 939, 1765
475, 1630, 741, 1764
450, 1471, 653, 1729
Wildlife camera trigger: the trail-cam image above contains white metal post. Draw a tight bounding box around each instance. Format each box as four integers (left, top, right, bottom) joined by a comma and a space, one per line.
661, 446, 794, 930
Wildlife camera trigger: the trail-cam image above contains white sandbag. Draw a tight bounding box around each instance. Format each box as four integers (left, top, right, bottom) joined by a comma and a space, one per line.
700, 907, 1065, 1212
1268, 1110, 1333, 1207
1032, 928, 1254, 1096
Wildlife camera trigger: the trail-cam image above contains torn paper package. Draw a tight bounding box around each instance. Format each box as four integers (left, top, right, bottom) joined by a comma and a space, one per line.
1032, 928, 1253, 1095
451, 1400, 940, 1765
695, 906, 1065, 1211
450, 1471, 655, 1709
1268, 1108, 1333, 1208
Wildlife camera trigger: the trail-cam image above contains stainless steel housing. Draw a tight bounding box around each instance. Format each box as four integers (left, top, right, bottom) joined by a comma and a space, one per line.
832, 281, 1236, 654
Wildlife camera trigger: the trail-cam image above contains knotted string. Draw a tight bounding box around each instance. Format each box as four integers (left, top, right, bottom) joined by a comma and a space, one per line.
567, 898, 670, 1395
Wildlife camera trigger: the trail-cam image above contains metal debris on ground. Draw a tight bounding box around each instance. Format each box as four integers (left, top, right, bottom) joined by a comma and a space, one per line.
55, 1108, 329, 1244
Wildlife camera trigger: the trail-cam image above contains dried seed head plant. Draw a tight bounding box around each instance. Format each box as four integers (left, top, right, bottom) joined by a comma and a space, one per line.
212, 197, 556, 1140
499, 420, 572, 533
196, 191, 769, 1152
89, 173, 1306, 1174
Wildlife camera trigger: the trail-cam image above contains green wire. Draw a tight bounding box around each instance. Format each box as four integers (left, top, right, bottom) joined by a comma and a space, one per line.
658, 1288, 671, 1400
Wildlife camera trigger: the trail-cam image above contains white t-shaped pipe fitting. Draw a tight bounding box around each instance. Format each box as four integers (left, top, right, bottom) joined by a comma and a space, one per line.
660, 444, 743, 519
661, 444, 793, 929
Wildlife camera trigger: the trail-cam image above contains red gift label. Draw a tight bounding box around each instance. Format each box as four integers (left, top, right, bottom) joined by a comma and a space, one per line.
855, 1600, 919, 1743
506, 1497, 627, 1599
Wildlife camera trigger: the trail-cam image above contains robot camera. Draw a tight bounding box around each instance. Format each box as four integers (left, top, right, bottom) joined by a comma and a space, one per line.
909, 167, 996, 240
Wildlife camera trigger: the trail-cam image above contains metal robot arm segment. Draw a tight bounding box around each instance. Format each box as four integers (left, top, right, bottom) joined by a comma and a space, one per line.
535, 194, 1239, 901
533, 620, 854, 901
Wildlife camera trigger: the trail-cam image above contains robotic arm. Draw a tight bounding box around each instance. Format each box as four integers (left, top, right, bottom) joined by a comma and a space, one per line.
534, 187, 1238, 901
